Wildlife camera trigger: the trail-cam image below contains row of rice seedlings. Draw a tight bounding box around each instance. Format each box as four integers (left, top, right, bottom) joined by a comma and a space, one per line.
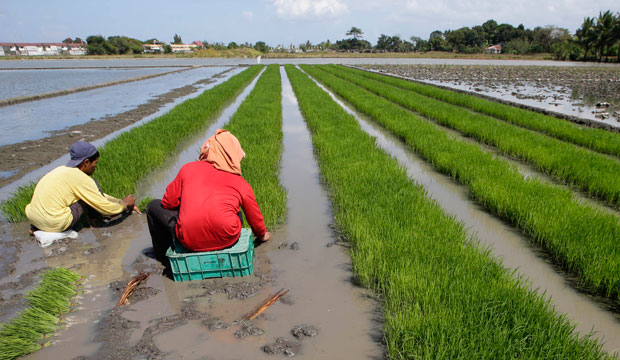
345, 65, 620, 158
222, 64, 286, 229
301, 64, 620, 302
285, 65, 609, 359
0, 267, 82, 360
0, 65, 264, 222
319, 65, 620, 208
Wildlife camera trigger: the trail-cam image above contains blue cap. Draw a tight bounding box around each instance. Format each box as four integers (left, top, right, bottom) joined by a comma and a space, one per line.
66, 141, 97, 167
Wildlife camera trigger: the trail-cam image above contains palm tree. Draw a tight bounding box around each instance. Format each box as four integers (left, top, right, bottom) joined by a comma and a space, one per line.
594, 10, 614, 61
614, 12, 620, 62
576, 17, 595, 60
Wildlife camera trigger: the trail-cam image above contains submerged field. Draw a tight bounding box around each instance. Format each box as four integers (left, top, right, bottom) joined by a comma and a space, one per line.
1, 62, 620, 359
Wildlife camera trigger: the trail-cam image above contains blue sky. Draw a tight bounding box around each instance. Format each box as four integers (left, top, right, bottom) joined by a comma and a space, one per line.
0, 0, 617, 46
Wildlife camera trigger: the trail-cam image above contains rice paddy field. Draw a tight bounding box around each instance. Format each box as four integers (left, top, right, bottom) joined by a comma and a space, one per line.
1, 59, 620, 359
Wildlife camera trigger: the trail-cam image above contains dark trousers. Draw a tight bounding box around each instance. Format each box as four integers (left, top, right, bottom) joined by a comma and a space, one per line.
146, 199, 178, 265
146, 199, 244, 266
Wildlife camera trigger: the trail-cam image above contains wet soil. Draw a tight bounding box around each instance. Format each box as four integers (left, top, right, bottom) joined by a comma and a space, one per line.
0, 67, 235, 188
358, 64, 620, 126
2, 67, 383, 360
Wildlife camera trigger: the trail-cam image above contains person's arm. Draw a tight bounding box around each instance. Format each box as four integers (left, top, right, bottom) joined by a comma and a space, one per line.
240, 184, 268, 241
161, 169, 183, 210
73, 175, 125, 216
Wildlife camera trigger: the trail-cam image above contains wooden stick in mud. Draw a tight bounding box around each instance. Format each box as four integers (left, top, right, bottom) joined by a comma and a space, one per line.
244, 288, 289, 320
117, 272, 151, 306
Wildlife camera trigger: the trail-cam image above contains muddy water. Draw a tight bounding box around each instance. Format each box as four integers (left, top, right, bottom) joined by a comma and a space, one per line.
125, 66, 384, 359
304, 71, 620, 355
17, 64, 384, 359
9, 71, 264, 359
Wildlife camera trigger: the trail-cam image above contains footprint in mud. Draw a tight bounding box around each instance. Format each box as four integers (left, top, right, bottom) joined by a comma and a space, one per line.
290, 324, 318, 339
234, 320, 265, 338
201, 317, 230, 331
277, 242, 300, 251
262, 337, 302, 357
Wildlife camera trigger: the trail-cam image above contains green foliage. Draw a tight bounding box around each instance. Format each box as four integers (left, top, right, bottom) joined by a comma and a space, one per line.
173, 33, 183, 45
253, 41, 268, 53
323, 65, 620, 209
1, 66, 264, 222
0, 268, 81, 360
553, 40, 583, 60
347, 65, 620, 159
85, 35, 144, 55
346, 26, 363, 40
286, 65, 609, 359
224, 64, 286, 230
303, 64, 620, 302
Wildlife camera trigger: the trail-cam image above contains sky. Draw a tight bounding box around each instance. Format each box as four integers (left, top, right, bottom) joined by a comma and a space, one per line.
0, 0, 617, 46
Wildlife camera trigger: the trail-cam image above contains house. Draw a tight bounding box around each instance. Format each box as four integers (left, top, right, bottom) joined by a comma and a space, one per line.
143, 43, 164, 53
170, 44, 197, 53
192, 41, 204, 49
0, 42, 86, 56
485, 44, 502, 54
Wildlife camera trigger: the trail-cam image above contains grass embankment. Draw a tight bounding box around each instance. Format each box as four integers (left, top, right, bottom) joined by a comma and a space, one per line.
222, 64, 286, 229
0, 268, 81, 360
286, 65, 607, 359
319, 65, 620, 208
346, 65, 620, 157
0, 65, 263, 222
301, 64, 620, 302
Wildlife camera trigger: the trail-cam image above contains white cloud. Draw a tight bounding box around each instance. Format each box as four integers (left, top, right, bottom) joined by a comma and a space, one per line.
272, 0, 348, 19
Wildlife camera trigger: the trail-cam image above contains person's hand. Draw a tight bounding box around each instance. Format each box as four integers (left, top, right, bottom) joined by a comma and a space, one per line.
123, 195, 139, 214
258, 231, 271, 242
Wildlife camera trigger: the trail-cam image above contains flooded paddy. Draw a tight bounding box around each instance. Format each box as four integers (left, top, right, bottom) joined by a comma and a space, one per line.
358, 64, 620, 127
0, 67, 185, 101
2, 59, 620, 359
303, 68, 620, 355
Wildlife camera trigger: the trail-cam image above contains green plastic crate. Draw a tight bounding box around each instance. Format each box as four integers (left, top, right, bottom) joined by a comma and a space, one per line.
166, 228, 254, 281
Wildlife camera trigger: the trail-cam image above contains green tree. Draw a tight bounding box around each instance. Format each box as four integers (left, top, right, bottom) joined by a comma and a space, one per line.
595, 10, 615, 61
576, 17, 596, 60
173, 33, 183, 45
428, 30, 447, 51
85, 35, 108, 55
228, 41, 238, 49
254, 41, 269, 53
346, 27, 363, 40
62, 37, 73, 43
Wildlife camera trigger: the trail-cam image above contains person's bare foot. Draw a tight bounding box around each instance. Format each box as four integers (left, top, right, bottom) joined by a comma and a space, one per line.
28, 225, 38, 236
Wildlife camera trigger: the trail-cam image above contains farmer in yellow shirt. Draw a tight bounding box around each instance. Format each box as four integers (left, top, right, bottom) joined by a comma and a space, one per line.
25, 141, 140, 234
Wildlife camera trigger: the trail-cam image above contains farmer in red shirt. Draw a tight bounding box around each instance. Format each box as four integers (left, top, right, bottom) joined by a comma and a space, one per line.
146, 129, 271, 266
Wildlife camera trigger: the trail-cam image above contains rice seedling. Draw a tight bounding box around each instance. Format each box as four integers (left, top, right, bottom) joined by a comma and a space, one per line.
286, 65, 610, 359
0, 267, 82, 360
1, 66, 264, 222
318, 65, 620, 208
342, 64, 620, 158
301, 64, 620, 303
223, 64, 286, 229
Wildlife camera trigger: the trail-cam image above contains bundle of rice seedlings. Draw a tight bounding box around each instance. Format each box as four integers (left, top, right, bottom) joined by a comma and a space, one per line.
0, 267, 81, 360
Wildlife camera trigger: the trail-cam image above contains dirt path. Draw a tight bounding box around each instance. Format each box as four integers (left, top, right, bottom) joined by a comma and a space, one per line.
0, 68, 238, 188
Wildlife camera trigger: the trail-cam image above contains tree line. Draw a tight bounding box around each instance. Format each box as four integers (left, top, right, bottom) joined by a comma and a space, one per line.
78, 10, 618, 62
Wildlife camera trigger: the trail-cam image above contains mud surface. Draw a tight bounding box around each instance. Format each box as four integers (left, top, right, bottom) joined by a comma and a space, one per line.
2, 66, 383, 360
0, 68, 234, 188
358, 64, 620, 125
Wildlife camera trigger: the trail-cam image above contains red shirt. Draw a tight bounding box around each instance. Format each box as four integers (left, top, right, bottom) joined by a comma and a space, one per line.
162, 161, 267, 251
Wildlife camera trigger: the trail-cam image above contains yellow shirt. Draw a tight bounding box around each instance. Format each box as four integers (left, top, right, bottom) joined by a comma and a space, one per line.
25, 166, 125, 232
